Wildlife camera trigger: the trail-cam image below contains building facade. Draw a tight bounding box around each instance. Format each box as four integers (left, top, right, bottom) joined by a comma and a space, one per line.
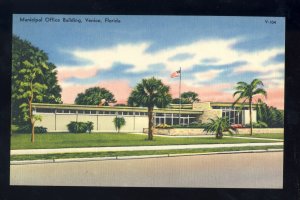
33, 102, 256, 132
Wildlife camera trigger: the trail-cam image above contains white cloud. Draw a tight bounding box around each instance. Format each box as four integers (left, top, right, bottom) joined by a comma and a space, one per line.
57, 37, 285, 88
194, 69, 224, 82
258, 70, 284, 80
57, 38, 241, 75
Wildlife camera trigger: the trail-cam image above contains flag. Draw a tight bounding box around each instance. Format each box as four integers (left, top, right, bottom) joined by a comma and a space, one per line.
170, 69, 181, 78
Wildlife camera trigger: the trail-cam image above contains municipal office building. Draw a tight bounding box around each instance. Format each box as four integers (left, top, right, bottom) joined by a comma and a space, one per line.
33, 102, 257, 132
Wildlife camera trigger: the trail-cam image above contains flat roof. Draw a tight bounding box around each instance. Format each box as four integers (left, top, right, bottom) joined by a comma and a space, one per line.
32, 103, 203, 115
210, 102, 256, 107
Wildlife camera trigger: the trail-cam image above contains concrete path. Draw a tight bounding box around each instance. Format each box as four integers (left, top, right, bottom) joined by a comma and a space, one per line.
131, 133, 284, 141
11, 142, 283, 155
223, 136, 283, 141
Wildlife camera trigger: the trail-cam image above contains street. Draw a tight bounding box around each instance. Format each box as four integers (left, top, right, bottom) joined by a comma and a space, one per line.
10, 152, 283, 188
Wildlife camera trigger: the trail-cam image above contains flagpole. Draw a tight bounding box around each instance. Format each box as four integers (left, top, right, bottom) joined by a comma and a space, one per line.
179, 67, 181, 125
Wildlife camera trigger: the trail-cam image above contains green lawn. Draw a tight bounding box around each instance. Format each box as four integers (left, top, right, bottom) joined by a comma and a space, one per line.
11, 132, 281, 150
11, 145, 283, 161
228, 133, 284, 139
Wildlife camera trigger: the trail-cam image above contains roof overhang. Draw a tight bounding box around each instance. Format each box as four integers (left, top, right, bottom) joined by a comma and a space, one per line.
32, 103, 203, 115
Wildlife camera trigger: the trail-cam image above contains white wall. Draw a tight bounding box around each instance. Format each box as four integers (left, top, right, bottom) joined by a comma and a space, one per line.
35, 113, 148, 133
243, 110, 257, 124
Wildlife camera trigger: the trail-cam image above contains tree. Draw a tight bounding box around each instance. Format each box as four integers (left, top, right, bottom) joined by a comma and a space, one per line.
128, 77, 172, 140
115, 104, 127, 107
171, 98, 190, 104
233, 79, 267, 135
41, 63, 62, 104
256, 99, 284, 128
12, 35, 62, 133
203, 117, 230, 139
113, 117, 126, 133
172, 91, 200, 104
181, 91, 200, 103
13, 50, 48, 143
75, 87, 116, 106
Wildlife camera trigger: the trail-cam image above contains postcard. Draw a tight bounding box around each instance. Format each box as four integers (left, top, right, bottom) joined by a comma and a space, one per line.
10, 14, 285, 188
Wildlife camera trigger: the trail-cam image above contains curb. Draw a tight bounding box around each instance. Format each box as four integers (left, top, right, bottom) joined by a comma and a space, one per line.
10, 148, 283, 165
116, 154, 168, 160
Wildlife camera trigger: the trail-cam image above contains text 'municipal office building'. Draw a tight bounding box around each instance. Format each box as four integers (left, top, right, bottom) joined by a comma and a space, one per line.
33, 102, 257, 132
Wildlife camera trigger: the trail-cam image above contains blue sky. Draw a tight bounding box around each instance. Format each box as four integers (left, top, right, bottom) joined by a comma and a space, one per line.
13, 14, 285, 108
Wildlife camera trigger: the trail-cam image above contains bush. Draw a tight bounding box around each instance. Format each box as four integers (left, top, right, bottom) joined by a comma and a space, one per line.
15, 124, 31, 133
188, 122, 206, 128
67, 121, 94, 133
34, 126, 48, 133
156, 123, 172, 129
171, 122, 206, 128
245, 121, 268, 128
113, 117, 126, 133
86, 121, 94, 133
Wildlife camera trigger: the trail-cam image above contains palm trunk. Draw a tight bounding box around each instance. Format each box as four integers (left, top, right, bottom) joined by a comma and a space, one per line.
29, 79, 35, 143
148, 107, 154, 140
249, 99, 253, 136
216, 130, 223, 139
30, 101, 35, 143
31, 121, 35, 143
29, 89, 35, 143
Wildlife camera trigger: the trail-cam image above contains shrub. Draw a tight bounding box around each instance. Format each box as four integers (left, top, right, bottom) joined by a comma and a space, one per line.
188, 122, 206, 128
171, 122, 206, 128
11, 125, 19, 133
86, 121, 94, 133
15, 124, 31, 133
34, 126, 48, 133
67, 121, 93, 133
113, 117, 126, 133
156, 123, 172, 129
245, 121, 268, 128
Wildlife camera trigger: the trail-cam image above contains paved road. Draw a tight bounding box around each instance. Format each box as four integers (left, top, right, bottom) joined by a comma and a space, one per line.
10, 152, 283, 188
11, 142, 283, 155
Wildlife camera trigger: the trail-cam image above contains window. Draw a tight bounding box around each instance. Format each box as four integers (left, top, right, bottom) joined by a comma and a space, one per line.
36, 108, 55, 113
56, 109, 63, 113
166, 118, 172, 125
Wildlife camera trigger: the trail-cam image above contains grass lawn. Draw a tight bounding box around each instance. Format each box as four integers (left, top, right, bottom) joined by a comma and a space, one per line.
228, 133, 284, 139
11, 132, 281, 150
10, 145, 283, 161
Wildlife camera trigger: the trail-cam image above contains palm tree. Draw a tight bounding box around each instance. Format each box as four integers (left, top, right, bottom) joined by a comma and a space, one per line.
128, 77, 172, 140
233, 79, 267, 135
203, 117, 230, 139
113, 116, 126, 133
86, 121, 94, 133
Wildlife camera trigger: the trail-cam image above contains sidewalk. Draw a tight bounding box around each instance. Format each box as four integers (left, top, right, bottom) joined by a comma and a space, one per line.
131, 133, 283, 141
11, 142, 283, 155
